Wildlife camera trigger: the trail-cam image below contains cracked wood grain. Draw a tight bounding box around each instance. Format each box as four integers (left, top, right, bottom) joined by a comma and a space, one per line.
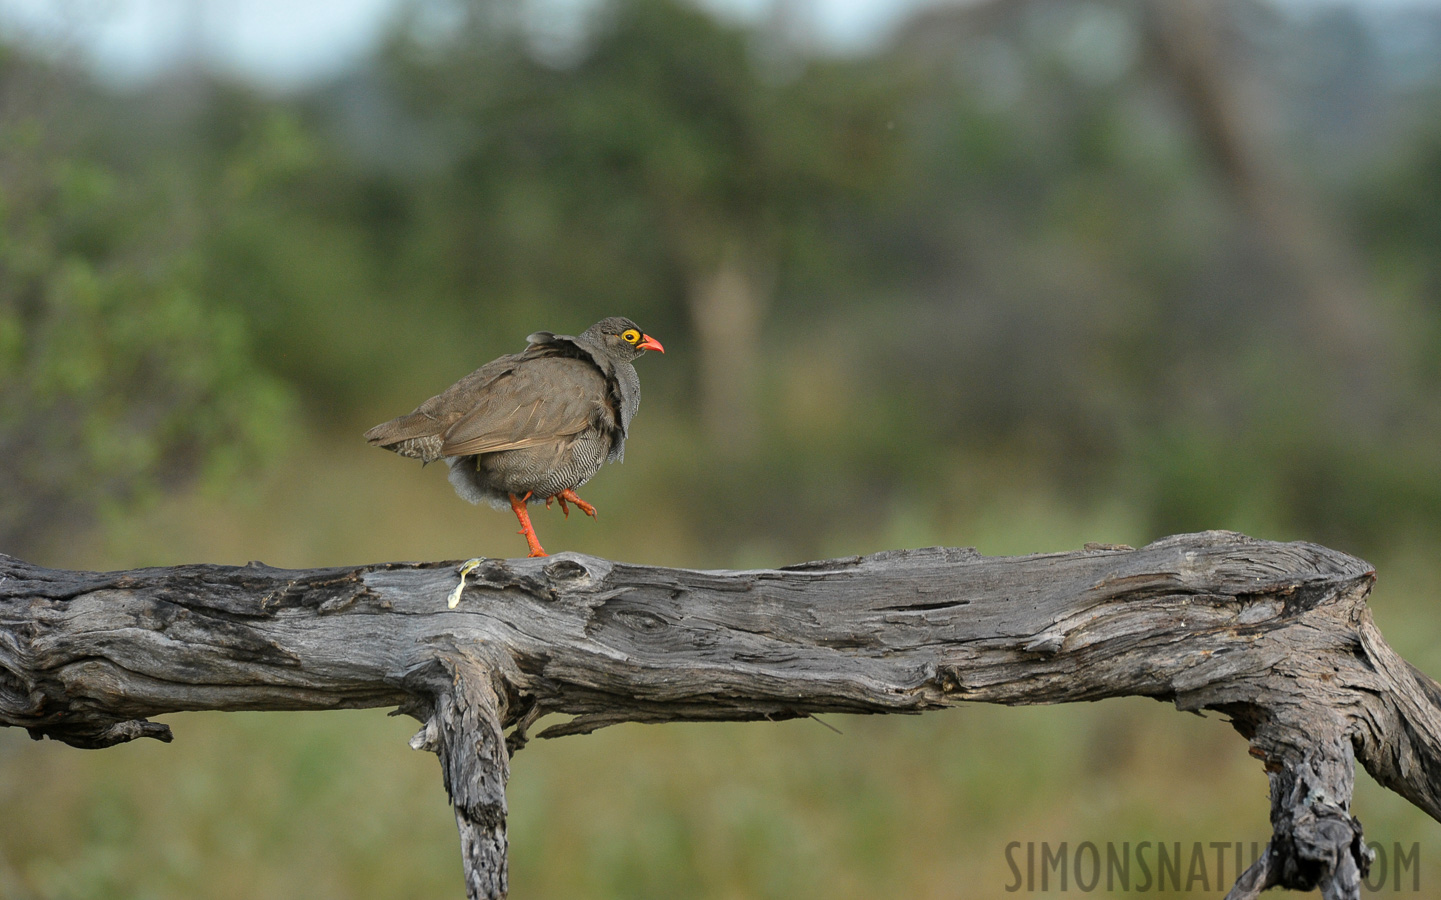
1, 531, 1436, 899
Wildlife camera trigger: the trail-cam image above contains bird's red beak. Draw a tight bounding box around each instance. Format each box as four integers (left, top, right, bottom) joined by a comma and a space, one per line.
638, 334, 664, 353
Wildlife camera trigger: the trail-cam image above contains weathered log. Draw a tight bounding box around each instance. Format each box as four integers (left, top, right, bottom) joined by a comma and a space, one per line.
1, 531, 1437, 899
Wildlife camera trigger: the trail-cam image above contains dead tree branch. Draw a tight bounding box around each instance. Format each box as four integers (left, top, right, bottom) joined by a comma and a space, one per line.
1, 531, 1436, 899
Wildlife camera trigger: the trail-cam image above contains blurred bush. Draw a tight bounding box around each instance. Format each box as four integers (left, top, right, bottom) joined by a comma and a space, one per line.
0, 47, 291, 558
2, 0, 1441, 564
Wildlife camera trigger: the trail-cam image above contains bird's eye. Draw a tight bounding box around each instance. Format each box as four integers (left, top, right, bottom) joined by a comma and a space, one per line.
622, 329, 640, 344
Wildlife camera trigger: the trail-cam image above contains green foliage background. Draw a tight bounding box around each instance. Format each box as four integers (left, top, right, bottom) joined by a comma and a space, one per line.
3, 0, 1441, 896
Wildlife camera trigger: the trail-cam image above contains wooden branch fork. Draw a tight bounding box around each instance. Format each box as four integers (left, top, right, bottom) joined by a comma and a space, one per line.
3, 531, 1440, 899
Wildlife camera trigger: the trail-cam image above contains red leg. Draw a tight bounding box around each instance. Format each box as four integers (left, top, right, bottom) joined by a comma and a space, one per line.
509, 493, 547, 557
557, 488, 596, 518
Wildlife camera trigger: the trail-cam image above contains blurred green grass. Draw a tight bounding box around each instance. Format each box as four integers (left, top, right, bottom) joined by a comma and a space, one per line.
4, 423, 1437, 899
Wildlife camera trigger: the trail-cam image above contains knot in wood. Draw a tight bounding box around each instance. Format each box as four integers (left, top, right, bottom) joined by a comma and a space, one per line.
934, 665, 965, 693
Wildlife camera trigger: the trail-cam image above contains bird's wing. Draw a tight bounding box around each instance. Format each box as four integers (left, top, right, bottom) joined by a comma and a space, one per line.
361, 412, 440, 453
363, 355, 522, 449
438, 356, 612, 457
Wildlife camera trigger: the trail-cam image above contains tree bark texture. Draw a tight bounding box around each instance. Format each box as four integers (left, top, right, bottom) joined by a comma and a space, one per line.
2, 531, 1437, 899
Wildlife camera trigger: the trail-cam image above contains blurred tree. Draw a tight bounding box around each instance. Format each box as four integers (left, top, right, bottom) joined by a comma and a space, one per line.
1143, 0, 1393, 407
376, 0, 899, 451
1363, 106, 1441, 356
0, 47, 290, 559
5, 0, 1441, 561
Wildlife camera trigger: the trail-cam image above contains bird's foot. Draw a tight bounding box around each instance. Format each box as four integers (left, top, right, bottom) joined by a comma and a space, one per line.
544, 494, 575, 518
448, 557, 487, 609
556, 488, 597, 518
509, 493, 548, 557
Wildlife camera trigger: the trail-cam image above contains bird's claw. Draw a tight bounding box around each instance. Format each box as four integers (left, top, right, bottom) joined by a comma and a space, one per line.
558, 489, 597, 518
448, 557, 487, 608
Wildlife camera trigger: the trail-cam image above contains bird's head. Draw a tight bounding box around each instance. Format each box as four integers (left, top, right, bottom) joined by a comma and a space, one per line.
584, 317, 665, 362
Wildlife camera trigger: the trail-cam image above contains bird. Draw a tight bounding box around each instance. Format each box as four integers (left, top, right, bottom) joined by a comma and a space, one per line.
364, 316, 664, 561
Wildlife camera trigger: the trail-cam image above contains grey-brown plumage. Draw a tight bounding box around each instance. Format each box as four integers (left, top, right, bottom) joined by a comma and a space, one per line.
364, 317, 663, 557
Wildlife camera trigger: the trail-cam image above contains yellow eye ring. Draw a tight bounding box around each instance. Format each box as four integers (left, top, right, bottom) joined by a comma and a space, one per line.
622, 329, 640, 344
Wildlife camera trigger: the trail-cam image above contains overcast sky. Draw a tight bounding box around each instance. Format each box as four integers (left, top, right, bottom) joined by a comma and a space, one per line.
0, 0, 1434, 91
0, 0, 955, 88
